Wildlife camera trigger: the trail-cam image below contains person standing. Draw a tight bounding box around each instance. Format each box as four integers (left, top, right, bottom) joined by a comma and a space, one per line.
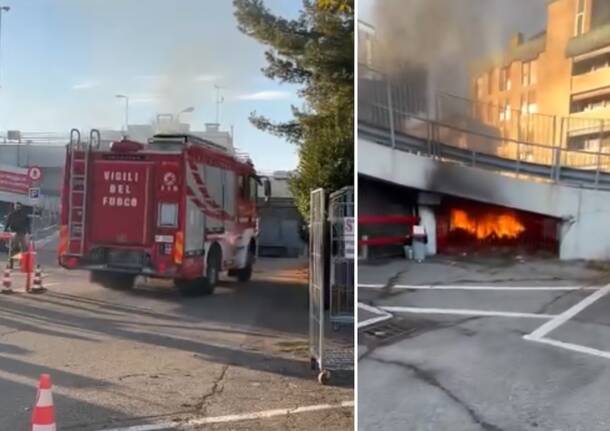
4, 202, 30, 268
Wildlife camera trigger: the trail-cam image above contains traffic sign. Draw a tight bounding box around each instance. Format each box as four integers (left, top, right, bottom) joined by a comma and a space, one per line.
29, 187, 40, 201
28, 166, 42, 182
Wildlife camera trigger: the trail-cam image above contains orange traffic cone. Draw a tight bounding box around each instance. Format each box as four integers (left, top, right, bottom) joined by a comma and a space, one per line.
31, 374, 56, 431
1, 264, 12, 294
29, 265, 45, 294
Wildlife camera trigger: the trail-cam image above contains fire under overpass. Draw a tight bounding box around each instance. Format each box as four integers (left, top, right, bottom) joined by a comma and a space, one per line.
358, 121, 610, 261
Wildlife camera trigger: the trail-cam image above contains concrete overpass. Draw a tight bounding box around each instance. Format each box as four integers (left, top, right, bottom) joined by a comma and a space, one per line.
359, 123, 610, 260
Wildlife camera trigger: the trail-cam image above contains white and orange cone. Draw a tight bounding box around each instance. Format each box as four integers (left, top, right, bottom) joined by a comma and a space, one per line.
31, 373, 56, 431
29, 265, 45, 294
1, 264, 12, 294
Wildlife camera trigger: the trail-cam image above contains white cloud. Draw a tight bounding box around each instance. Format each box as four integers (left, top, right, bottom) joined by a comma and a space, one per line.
194, 74, 220, 82
129, 94, 159, 104
72, 81, 100, 90
236, 90, 293, 101
135, 75, 168, 86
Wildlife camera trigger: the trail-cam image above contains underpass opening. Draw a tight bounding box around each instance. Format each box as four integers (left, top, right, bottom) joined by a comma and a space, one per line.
436, 197, 559, 257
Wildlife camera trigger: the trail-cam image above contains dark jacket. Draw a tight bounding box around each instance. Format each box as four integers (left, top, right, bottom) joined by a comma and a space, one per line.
4, 208, 30, 235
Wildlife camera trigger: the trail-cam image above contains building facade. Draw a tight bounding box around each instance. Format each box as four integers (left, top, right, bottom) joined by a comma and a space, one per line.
472, 0, 610, 162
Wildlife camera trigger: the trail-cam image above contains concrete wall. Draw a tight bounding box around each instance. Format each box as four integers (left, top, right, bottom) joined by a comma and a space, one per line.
359, 138, 610, 260
0, 144, 65, 168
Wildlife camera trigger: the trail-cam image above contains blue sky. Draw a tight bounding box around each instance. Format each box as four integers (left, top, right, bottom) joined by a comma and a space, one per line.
0, 0, 303, 171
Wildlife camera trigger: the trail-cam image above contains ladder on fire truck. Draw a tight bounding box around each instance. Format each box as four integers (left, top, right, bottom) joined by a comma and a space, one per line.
67, 129, 100, 256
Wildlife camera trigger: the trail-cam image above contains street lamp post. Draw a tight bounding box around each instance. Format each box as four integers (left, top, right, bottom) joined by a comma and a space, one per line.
0, 6, 10, 87
115, 94, 129, 134
177, 106, 195, 124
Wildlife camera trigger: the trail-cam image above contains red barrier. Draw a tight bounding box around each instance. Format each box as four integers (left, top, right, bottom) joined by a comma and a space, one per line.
358, 214, 420, 248
0, 232, 15, 241
358, 215, 420, 225
359, 236, 411, 246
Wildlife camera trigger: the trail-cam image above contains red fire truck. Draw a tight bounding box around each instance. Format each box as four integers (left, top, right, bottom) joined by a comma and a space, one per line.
58, 129, 270, 294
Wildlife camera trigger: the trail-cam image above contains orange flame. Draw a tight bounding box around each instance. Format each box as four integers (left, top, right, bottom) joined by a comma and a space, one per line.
450, 209, 525, 240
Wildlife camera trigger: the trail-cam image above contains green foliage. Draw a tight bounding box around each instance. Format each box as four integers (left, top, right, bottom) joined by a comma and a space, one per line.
234, 0, 354, 218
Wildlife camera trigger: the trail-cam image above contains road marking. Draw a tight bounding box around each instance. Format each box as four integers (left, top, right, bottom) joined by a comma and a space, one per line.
358, 302, 393, 328
360, 284, 595, 291
381, 306, 556, 319
99, 401, 354, 431
524, 336, 610, 360
526, 283, 610, 340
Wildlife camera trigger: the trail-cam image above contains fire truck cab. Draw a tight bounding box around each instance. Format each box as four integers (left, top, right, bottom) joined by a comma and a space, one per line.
58, 129, 270, 294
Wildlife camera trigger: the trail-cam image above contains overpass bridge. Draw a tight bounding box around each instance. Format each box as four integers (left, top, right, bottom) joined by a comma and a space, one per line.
358, 75, 610, 260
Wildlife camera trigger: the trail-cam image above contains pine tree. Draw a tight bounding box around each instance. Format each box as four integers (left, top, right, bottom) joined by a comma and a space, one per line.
234, 0, 354, 218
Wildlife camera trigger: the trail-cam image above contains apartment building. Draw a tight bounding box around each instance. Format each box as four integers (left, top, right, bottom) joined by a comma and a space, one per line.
472, 0, 610, 158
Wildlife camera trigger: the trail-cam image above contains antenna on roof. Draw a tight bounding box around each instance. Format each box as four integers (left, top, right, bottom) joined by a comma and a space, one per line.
214, 84, 225, 125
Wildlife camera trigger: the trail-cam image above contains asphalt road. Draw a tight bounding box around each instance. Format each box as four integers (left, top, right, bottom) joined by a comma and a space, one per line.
359, 256, 610, 431
0, 235, 353, 430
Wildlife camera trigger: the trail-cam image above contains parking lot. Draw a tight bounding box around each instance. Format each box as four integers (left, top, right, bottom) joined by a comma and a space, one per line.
358, 255, 610, 431
0, 236, 353, 430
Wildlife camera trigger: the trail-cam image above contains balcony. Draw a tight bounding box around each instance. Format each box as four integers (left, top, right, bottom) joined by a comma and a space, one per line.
566, 23, 610, 58
572, 68, 610, 95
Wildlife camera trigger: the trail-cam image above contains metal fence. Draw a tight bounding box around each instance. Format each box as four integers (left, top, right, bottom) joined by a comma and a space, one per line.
329, 187, 354, 326
308, 187, 354, 384
359, 64, 610, 189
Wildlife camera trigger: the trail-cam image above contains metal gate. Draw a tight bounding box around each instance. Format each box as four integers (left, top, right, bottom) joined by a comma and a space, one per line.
308, 188, 325, 379
309, 187, 354, 384
329, 187, 354, 326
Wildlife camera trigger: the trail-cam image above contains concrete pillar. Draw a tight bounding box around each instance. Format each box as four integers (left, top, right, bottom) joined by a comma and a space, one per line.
418, 205, 437, 256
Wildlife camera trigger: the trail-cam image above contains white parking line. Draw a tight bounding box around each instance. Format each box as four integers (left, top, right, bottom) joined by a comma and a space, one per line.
526, 283, 610, 340
382, 306, 556, 320
358, 302, 393, 328
99, 401, 354, 431
524, 336, 610, 360
360, 284, 594, 291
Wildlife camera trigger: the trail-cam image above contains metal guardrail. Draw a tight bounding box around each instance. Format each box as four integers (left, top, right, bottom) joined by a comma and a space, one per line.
359, 118, 610, 191
358, 66, 610, 191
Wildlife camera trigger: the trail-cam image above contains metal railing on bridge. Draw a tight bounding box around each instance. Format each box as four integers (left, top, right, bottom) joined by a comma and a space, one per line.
358, 64, 610, 190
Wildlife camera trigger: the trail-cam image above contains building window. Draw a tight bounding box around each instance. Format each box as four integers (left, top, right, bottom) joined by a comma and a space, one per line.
488, 70, 494, 94
575, 0, 586, 36
522, 62, 530, 86
570, 93, 610, 113
531, 60, 537, 85
522, 60, 537, 86
500, 100, 511, 122
528, 90, 538, 114
500, 66, 511, 91
573, 52, 610, 76
476, 77, 484, 98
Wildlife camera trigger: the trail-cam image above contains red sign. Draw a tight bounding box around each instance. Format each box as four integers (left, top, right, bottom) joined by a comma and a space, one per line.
28, 166, 42, 182
0, 170, 30, 195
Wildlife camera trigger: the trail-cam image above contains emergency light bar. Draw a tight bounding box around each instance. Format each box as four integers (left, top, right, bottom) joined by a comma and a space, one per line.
150, 134, 229, 154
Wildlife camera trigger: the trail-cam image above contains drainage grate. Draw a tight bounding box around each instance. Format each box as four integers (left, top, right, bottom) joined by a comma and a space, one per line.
361, 321, 416, 343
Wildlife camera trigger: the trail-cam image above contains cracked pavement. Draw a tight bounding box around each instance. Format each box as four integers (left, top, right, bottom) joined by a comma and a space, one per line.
359, 256, 610, 431
0, 239, 353, 430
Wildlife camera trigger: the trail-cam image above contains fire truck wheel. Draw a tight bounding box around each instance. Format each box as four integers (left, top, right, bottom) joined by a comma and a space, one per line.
235, 251, 254, 282
202, 247, 221, 294
90, 271, 135, 290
